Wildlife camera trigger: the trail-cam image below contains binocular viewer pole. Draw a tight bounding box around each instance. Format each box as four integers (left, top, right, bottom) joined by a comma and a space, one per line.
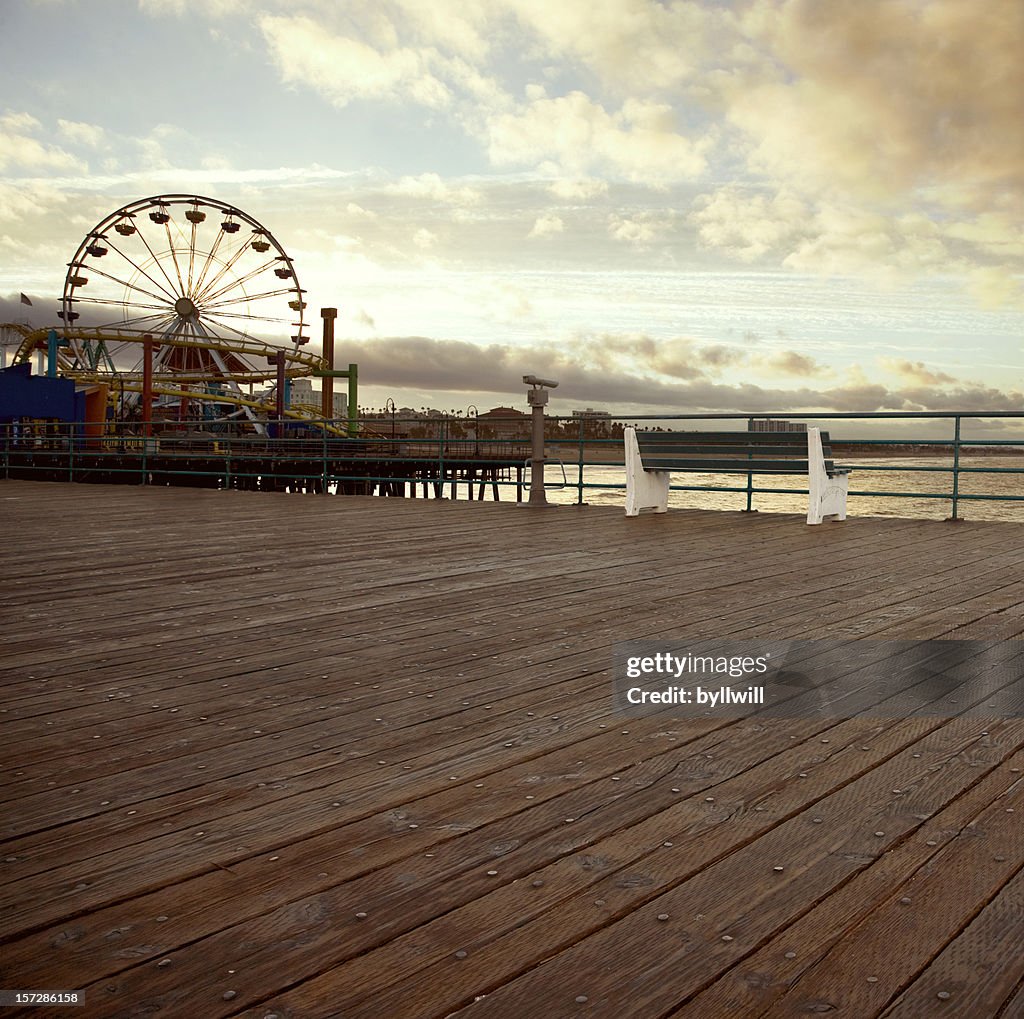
522, 374, 559, 507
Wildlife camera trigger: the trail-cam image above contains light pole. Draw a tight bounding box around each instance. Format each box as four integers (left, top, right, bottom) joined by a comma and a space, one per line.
467, 404, 478, 456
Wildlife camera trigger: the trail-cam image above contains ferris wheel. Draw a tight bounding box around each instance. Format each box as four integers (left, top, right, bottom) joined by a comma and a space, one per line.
59, 194, 308, 404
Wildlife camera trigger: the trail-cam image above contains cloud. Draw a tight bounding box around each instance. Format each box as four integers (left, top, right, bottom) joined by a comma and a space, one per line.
758, 350, 831, 377
964, 266, 1024, 310
392, 0, 492, 61
346, 202, 378, 220
388, 172, 482, 206
881, 359, 958, 386
548, 178, 609, 202
140, 1, 1022, 306
0, 293, 51, 328
607, 210, 671, 248
352, 307, 376, 329
697, 1, 1024, 301
697, 344, 746, 371
0, 112, 82, 173
412, 228, 437, 249
528, 212, 564, 238
0, 180, 71, 221
486, 92, 712, 182
732, 0, 1024, 205
259, 14, 451, 109
56, 119, 106, 149
508, 0, 717, 92
338, 334, 1024, 412
692, 186, 810, 262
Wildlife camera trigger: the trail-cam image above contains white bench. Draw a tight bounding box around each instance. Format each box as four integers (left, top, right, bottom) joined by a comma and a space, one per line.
625, 426, 851, 524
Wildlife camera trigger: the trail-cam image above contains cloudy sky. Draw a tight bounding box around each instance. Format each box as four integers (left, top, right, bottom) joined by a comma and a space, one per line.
1, 0, 1022, 423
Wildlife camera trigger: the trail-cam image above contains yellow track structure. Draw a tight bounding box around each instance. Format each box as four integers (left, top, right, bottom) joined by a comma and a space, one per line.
9, 325, 323, 382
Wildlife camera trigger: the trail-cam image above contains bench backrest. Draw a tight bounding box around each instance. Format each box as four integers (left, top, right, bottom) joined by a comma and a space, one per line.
635, 429, 838, 473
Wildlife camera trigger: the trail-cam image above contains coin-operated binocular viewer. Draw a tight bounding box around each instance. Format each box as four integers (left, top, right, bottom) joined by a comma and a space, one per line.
523, 374, 559, 506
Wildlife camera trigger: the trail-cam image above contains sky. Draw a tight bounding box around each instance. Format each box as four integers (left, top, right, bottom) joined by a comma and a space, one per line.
0, 0, 1022, 430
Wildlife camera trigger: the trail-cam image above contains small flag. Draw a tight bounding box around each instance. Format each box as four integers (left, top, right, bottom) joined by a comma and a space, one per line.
19, 293, 32, 306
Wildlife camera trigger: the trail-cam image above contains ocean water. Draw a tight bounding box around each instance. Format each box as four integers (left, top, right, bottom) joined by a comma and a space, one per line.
536, 457, 1024, 522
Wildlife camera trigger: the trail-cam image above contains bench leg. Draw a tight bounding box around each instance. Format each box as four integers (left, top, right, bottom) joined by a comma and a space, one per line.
808, 473, 848, 524
626, 469, 670, 516
807, 427, 849, 524
624, 427, 670, 516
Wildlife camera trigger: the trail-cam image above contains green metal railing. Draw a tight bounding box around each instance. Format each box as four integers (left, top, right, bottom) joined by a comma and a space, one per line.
560, 411, 1024, 520
1, 410, 1022, 519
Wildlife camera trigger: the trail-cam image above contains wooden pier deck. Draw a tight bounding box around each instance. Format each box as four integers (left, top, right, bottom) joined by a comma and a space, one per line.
1, 479, 1022, 1019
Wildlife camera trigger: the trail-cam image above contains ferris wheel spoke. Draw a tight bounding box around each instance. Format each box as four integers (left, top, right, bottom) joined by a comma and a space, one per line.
203, 286, 302, 308
199, 256, 279, 306
99, 235, 180, 303
132, 224, 184, 298
194, 242, 266, 305
190, 225, 230, 300
76, 310, 176, 334
194, 319, 253, 386
198, 315, 269, 345
68, 296, 172, 313
119, 310, 182, 331
163, 219, 186, 293
159, 316, 190, 340
203, 308, 295, 325
77, 261, 178, 308
187, 216, 198, 294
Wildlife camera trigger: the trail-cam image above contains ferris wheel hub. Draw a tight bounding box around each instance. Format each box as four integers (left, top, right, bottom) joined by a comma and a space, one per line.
174, 296, 197, 318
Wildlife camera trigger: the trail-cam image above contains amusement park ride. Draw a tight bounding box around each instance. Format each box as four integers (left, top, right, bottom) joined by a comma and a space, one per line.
1, 194, 354, 436
1, 194, 524, 499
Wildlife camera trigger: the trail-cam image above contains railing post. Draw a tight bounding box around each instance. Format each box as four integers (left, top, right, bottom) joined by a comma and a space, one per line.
68, 422, 74, 483
322, 422, 328, 495
949, 415, 962, 522
744, 416, 755, 512
577, 417, 585, 505
437, 417, 446, 498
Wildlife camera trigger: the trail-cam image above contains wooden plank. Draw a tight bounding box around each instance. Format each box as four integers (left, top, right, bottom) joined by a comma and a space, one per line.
671, 748, 1024, 1018
751, 763, 1024, 1017
232, 718, 1024, 1019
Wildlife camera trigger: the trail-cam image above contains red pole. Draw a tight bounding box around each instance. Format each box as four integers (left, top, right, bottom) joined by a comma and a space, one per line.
142, 334, 154, 437
321, 308, 337, 421
275, 350, 286, 434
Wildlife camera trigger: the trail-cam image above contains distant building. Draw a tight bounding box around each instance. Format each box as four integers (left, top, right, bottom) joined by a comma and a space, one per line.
288, 378, 315, 405
570, 407, 613, 436
749, 418, 806, 432
272, 378, 349, 418
477, 406, 529, 438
